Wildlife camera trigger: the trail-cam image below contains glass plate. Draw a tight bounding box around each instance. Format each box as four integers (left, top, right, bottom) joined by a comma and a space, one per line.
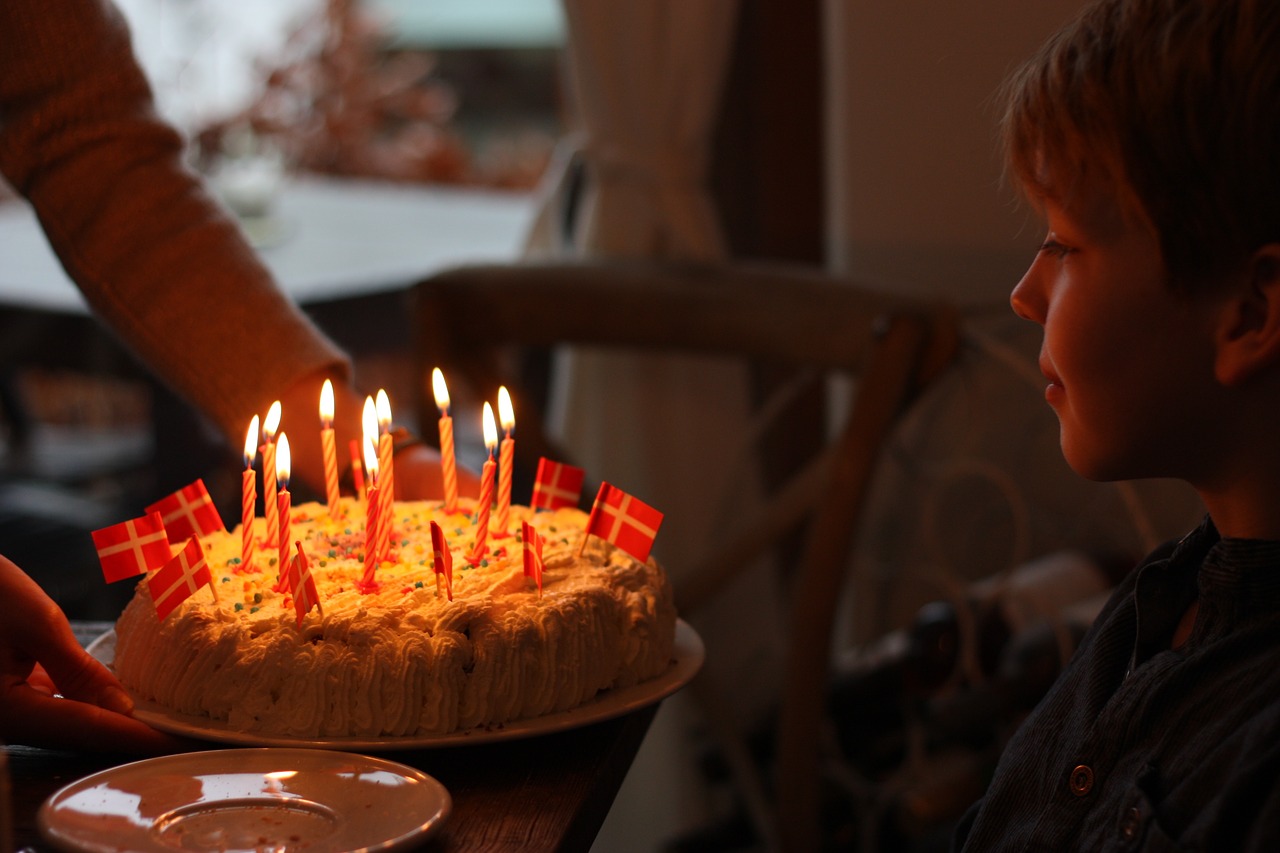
38, 748, 449, 853
88, 619, 703, 750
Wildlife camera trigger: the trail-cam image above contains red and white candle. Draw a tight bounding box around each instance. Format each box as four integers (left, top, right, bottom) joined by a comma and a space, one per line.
261, 400, 282, 549
319, 379, 341, 517
432, 368, 459, 514
375, 390, 394, 562
361, 433, 382, 586
469, 402, 498, 563
496, 385, 515, 536
240, 415, 259, 573
275, 432, 293, 584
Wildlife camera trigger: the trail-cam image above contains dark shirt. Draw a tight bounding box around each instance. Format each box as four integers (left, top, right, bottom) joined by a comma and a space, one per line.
955, 516, 1280, 851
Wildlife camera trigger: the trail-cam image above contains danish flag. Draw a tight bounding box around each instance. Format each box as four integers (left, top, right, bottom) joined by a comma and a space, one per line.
92, 511, 172, 583
288, 542, 322, 626
430, 520, 453, 601
146, 478, 225, 544
530, 457, 585, 510
582, 483, 664, 563
148, 537, 212, 620
522, 520, 545, 595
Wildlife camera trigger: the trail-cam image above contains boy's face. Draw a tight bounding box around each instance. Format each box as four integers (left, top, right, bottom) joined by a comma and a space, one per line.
1010, 186, 1226, 484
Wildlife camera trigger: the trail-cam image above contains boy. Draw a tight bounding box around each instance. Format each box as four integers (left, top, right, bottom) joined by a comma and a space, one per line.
955, 0, 1280, 848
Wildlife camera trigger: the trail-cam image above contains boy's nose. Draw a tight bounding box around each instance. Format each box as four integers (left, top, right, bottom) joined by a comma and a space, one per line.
1010, 264, 1046, 325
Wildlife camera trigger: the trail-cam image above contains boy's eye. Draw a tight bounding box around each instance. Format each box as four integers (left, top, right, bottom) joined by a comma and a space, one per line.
1038, 238, 1075, 258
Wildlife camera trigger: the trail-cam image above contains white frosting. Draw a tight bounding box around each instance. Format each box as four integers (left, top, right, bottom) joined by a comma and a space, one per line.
113, 499, 676, 737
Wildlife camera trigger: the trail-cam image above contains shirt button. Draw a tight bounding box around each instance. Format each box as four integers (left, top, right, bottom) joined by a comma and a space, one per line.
1070, 764, 1094, 796
1119, 806, 1142, 840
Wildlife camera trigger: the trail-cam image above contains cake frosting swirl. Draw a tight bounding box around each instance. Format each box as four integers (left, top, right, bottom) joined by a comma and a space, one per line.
113, 498, 676, 738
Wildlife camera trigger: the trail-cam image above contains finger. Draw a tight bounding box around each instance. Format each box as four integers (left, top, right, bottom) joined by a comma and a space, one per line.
40, 643, 136, 715
0, 684, 189, 754
0, 555, 127, 708
28, 663, 55, 694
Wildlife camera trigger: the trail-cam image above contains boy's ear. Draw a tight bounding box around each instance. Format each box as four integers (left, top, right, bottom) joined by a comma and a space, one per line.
1215, 243, 1280, 386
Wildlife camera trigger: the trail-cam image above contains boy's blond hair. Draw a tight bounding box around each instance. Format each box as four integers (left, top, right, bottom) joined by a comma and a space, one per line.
1001, 0, 1280, 288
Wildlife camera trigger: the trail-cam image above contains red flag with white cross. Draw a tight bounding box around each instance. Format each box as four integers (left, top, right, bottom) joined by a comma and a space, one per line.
580, 482, 664, 563
522, 520, 545, 596
430, 520, 453, 601
92, 511, 172, 583
288, 541, 322, 627
148, 536, 212, 620
146, 478, 225, 544
530, 457, 585, 510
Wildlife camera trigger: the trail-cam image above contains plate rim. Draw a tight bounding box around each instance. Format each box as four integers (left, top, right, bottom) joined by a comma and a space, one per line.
37, 746, 451, 853
89, 619, 703, 750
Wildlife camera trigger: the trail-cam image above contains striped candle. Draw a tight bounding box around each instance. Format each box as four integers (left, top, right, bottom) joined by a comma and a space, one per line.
432, 369, 459, 513
261, 401, 281, 548
319, 379, 341, 517
275, 433, 292, 585
495, 386, 515, 535
375, 391, 394, 562
240, 415, 258, 573
468, 402, 498, 563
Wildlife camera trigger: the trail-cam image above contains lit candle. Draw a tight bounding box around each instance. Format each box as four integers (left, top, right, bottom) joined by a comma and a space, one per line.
375, 390, 394, 561
319, 379, 341, 517
240, 415, 259, 574
275, 432, 292, 590
362, 397, 388, 565
496, 386, 515, 536
469, 402, 498, 563
361, 433, 381, 589
432, 368, 459, 514
261, 400, 282, 549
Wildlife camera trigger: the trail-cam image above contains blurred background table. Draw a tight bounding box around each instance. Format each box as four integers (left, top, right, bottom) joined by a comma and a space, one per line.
0, 175, 535, 313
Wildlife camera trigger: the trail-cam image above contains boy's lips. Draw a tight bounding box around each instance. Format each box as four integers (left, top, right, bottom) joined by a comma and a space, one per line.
1039, 358, 1064, 402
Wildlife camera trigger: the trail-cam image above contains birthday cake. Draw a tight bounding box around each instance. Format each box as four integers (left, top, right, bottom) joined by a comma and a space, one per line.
111, 496, 676, 738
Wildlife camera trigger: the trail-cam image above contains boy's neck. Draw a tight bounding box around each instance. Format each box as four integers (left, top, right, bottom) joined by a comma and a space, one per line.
1200, 486, 1280, 541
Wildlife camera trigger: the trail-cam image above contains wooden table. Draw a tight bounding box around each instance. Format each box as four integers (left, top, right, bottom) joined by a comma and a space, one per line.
5, 623, 662, 852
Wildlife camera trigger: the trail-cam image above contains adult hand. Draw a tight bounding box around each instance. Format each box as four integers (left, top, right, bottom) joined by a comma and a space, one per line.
0, 555, 184, 753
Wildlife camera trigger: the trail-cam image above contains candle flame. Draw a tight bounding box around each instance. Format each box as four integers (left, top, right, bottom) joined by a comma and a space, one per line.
243, 414, 259, 468
263, 400, 282, 440
319, 379, 334, 426
431, 367, 450, 412
276, 432, 291, 489
375, 388, 392, 430
498, 385, 515, 433
264, 771, 298, 781
363, 433, 379, 480
362, 396, 378, 448
482, 401, 498, 453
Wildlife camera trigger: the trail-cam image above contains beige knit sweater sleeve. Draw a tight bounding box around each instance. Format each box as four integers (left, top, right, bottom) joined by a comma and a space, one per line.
0, 0, 352, 448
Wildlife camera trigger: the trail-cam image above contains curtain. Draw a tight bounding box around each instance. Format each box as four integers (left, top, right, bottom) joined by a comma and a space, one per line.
524, 0, 748, 574
526, 0, 737, 261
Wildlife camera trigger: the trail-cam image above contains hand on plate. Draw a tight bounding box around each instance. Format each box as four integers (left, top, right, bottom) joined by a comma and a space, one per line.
0, 554, 185, 753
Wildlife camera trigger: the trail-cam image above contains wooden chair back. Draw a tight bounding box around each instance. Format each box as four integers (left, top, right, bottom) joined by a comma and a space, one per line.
411, 259, 960, 852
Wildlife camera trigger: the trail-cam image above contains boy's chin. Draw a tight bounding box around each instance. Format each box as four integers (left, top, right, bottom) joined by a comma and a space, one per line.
1059, 438, 1140, 483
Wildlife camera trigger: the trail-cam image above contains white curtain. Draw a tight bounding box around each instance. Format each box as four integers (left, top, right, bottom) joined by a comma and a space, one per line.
526, 0, 737, 261
525, 0, 750, 576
